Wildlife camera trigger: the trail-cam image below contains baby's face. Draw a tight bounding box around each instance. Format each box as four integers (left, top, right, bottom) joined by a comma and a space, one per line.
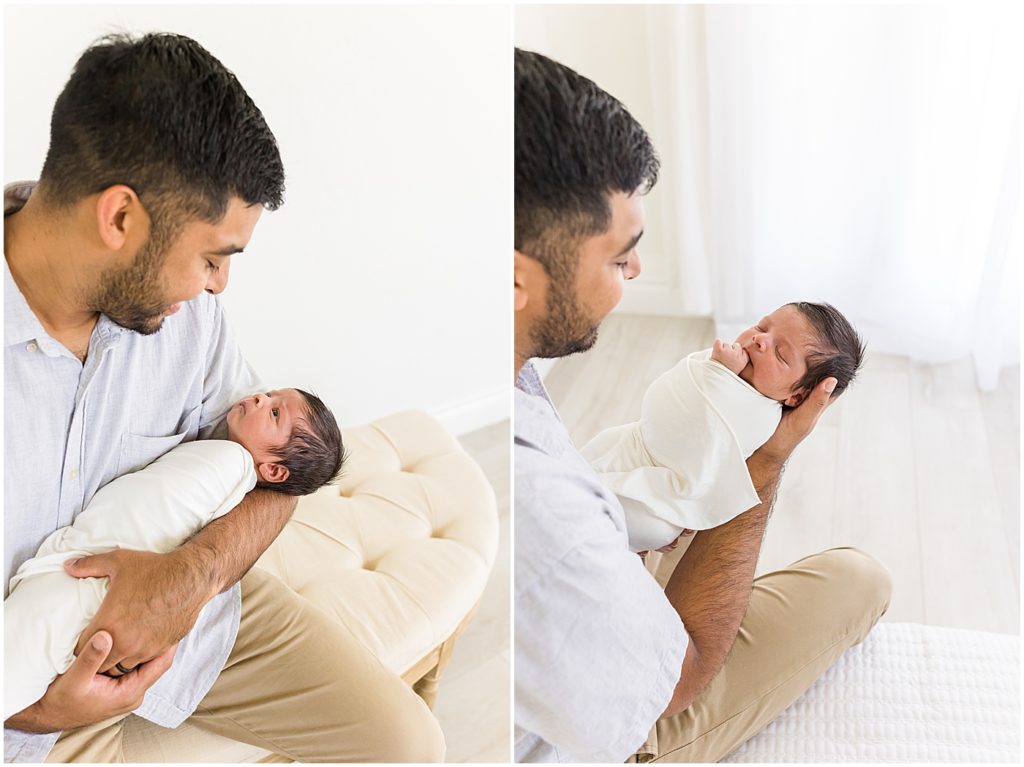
225, 388, 307, 463
735, 305, 816, 405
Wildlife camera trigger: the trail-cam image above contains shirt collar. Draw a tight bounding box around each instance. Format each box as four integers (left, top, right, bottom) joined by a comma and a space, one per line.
515, 359, 557, 407
514, 360, 574, 457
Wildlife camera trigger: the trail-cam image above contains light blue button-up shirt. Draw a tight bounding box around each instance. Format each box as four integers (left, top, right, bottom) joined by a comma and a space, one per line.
514, 362, 688, 763
4, 182, 263, 762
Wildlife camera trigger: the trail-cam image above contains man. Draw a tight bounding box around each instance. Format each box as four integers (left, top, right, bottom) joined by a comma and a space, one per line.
4, 33, 443, 762
513, 48, 892, 763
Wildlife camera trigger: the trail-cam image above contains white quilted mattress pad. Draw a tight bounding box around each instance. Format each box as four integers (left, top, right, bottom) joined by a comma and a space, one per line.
722, 622, 1020, 762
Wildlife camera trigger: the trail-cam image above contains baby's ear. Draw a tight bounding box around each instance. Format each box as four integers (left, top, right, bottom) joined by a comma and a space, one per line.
257, 462, 290, 484
784, 388, 807, 408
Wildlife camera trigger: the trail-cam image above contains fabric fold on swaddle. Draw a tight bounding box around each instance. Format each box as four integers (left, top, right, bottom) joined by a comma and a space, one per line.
582, 350, 780, 552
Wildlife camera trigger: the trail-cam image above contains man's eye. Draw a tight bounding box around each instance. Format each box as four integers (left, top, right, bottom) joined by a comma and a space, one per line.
272, 408, 279, 418
206, 260, 220, 272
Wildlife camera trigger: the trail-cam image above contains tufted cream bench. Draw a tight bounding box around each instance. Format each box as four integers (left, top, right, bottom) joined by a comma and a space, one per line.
118, 410, 499, 762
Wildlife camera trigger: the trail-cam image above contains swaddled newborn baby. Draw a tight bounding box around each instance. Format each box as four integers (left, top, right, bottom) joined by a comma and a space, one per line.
4, 388, 344, 720
582, 302, 864, 553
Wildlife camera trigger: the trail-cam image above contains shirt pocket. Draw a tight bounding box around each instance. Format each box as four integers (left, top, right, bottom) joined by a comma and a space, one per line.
116, 406, 202, 476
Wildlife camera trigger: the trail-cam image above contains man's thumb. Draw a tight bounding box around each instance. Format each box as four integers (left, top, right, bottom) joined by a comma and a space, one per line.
73, 630, 113, 676
63, 554, 108, 578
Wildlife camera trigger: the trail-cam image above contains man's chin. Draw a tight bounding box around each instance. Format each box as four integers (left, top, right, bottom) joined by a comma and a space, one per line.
560, 327, 599, 357
106, 312, 167, 336
532, 326, 600, 360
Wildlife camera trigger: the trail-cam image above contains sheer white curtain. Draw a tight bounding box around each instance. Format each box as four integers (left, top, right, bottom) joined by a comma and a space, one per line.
671, 5, 1021, 390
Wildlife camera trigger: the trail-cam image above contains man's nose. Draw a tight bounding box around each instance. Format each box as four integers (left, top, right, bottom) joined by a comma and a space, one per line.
624, 249, 641, 280
205, 258, 231, 295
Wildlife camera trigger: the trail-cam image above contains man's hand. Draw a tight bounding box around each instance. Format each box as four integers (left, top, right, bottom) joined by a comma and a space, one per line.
65, 489, 296, 675
4, 631, 175, 734
758, 376, 838, 467
711, 339, 749, 375
66, 549, 211, 675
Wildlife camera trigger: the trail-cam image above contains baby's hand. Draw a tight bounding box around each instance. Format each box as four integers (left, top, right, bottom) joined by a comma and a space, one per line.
711, 339, 749, 375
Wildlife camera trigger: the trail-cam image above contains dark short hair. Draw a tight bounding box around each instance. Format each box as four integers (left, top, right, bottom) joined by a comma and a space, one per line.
39, 32, 284, 233
790, 302, 866, 400
261, 389, 345, 497
515, 48, 658, 275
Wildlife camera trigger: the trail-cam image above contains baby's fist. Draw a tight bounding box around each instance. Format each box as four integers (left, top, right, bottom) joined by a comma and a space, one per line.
712, 339, 749, 375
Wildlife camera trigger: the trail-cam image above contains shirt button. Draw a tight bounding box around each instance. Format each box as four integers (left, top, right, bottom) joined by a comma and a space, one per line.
69, 469, 79, 481
26, 341, 38, 353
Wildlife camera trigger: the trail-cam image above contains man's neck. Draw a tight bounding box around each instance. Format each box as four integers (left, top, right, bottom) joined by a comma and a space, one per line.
513, 324, 535, 383
514, 353, 528, 383
5, 195, 101, 350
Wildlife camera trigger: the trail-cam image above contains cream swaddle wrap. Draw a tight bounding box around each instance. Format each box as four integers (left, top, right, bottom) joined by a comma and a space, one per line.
4, 440, 257, 720
581, 349, 781, 553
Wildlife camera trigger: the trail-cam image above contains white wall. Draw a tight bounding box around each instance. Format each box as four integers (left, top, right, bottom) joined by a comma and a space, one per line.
5, 4, 511, 435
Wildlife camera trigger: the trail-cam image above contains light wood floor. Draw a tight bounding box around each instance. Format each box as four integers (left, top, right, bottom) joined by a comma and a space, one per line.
544, 314, 1020, 635
433, 419, 510, 762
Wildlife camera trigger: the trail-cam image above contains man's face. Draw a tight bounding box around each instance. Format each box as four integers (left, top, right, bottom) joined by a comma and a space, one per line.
225, 388, 306, 465
91, 196, 263, 335
530, 191, 645, 358
736, 305, 816, 405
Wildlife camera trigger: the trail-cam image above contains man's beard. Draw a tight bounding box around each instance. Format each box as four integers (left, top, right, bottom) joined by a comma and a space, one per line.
88, 235, 172, 336
529, 269, 600, 359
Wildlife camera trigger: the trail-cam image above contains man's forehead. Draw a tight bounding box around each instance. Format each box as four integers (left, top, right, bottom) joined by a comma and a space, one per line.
609, 190, 645, 230
592, 191, 645, 253
187, 198, 262, 245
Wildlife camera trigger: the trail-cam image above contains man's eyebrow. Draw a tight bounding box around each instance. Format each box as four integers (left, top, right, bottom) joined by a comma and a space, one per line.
208, 245, 244, 257
615, 230, 643, 258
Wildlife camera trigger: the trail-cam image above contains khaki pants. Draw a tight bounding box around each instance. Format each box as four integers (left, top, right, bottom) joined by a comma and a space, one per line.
629, 547, 893, 763
46, 569, 446, 763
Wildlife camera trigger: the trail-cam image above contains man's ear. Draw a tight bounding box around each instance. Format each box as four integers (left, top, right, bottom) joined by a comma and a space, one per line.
257, 462, 290, 484
784, 388, 808, 408
514, 249, 532, 312
94, 184, 149, 253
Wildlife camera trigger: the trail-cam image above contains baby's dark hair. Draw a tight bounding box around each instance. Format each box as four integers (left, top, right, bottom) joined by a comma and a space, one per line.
789, 302, 866, 401
258, 389, 345, 496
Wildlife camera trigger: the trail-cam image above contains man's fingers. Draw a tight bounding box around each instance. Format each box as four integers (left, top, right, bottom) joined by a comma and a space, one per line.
815, 377, 838, 406
64, 552, 118, 579
134, 644, 177, 685
99, 656, 142, 676
795, 377, 838, 429
68, 630, 113, 681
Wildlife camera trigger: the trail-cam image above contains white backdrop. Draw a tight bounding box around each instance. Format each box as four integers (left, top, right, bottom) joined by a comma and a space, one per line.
5, 4, 511, 434
516, 4, 1022, 391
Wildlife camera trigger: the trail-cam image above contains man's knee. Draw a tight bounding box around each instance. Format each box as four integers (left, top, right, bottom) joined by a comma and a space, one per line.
365, 693, 446, 762
823, 546, 893, 617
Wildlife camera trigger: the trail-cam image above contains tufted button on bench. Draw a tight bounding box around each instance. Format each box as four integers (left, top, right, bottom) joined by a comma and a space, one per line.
119, 410, 498, 762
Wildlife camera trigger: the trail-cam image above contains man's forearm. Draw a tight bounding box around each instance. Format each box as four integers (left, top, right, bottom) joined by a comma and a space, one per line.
661, 451, 783, 712
180, 488, 297, 596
